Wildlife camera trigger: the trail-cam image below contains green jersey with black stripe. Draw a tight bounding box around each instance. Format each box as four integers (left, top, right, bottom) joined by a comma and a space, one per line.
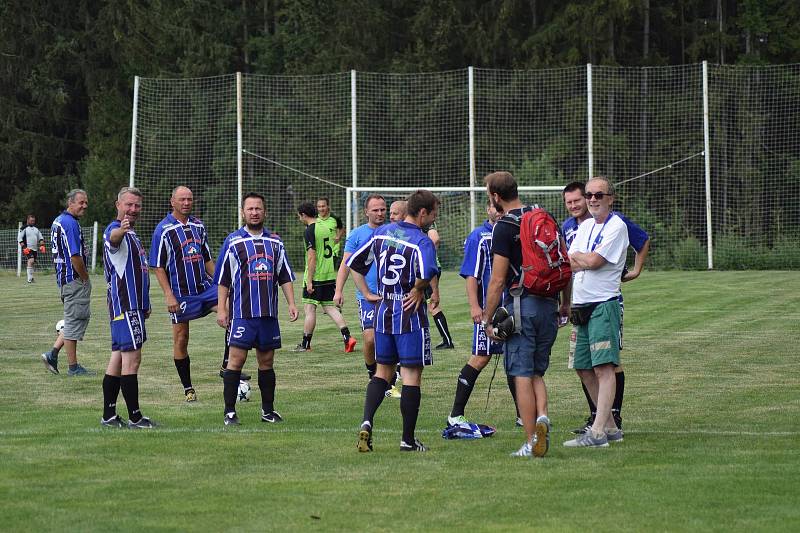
303, 221, 338, 284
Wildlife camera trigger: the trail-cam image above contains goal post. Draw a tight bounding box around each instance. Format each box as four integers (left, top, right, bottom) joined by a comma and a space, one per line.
345, 186, 565, 269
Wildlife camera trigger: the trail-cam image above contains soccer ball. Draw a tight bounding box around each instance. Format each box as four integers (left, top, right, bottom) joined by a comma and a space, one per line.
55, 320, 65, 334
237, 380, 251, 402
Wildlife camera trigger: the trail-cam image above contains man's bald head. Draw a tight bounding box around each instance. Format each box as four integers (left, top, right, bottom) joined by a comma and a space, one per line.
389, 200, 407, 222
171, 186, 194, 219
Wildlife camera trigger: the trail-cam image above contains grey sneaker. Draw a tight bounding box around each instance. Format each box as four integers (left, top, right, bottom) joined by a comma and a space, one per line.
128, 416, 157, 429
533, 415, 551, 457
224, 412, 240, 426
67, 364, 96, 377
400, 438, 428, 452
511, 441, 533, 457
41, 352, 59, 374
291, 343, 310, 352
100, 415, 126, 428
563, 431, 609, 448
606, 429, 624, 443
261, 410, 283, 423
515, 417, 523, 427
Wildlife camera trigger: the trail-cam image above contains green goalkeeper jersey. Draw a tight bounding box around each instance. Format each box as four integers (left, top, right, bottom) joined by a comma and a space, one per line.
303, 221, 338, 284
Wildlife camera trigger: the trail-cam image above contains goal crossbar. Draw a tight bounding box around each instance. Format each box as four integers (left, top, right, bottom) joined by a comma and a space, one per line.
345, 185, 563, 236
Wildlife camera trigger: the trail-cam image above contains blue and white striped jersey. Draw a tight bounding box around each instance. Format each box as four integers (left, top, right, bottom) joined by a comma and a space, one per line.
51, 211, 87, 287
347, 221, 438, 334
103, 220, 151, 320
459, 220, 494, 308
149, 213, 214, 297
215, 227, 295, 319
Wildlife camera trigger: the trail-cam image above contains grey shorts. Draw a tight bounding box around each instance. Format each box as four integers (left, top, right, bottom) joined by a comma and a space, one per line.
61, 278, 92, 341
503, 294, 559, 378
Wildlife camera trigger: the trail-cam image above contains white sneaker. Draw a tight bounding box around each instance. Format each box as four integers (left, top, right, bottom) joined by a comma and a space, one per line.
510, 440, 534, 457
447, 415, 469, 427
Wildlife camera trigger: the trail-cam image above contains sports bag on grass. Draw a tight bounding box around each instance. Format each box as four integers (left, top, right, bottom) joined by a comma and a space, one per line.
500, 206, 571, 298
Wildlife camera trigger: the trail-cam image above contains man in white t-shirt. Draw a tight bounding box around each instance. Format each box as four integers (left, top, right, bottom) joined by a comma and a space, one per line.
563, 177, 628, 448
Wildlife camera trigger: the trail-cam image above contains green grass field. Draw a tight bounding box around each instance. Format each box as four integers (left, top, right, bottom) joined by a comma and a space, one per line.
1, 270, 799, 531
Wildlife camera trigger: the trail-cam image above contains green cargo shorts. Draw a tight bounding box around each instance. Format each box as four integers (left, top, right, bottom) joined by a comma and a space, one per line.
572, 299, 620, 370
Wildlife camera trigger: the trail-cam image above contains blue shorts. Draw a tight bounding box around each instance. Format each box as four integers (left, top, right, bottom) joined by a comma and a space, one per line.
503, 294, 558, 378
472, 322, 505, 356
375, 328, 432, 367
228, 317, 282, 352
357, 298, 375, 330
111, 310, 148, 352
170, 284, 218, 324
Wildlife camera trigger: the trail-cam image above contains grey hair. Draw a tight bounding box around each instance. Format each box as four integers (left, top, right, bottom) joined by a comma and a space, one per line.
66, 189, 87, 205
588, 176, 615, 196
118, 186, 143, 200
171, 185, 191, 198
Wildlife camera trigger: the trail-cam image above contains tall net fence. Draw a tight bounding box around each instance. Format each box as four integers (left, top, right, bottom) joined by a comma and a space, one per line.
592, 65, 707, 268
0, 225, 99, 271
134, 75, 238, 254
116, 64, 800, 272
709, 64, 800, 269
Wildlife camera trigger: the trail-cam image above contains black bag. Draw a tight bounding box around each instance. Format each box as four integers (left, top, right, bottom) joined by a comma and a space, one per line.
569, 304, 598, 326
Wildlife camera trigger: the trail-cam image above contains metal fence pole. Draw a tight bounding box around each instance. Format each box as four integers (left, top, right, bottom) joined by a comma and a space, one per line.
587, 63, 594, 179
702, 61, 714, 269
468, 66, 477, 231
349, 69, 358, 237
91, 221, 98, 273
236, 72, 243, 229
129, 76, 140, 187
16, 222, 22, 277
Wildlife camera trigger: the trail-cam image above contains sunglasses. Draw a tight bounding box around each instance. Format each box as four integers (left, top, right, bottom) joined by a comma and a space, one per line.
584, 191, 612, 200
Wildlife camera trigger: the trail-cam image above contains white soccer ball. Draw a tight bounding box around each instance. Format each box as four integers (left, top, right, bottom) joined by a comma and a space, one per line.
55, 320, 65, 334
237, 380, 251, 402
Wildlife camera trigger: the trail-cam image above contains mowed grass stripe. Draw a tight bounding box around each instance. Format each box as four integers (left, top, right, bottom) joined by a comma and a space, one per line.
1, 270, 799, 532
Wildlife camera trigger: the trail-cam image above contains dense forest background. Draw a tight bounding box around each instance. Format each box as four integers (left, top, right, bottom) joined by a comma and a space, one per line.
2, 0, 799, 226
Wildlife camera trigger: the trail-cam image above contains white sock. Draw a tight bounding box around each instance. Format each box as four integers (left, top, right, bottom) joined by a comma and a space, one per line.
27, 267, 33, 281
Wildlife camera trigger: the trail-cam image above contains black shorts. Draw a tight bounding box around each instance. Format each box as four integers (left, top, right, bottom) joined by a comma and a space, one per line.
302, 281, 336, 305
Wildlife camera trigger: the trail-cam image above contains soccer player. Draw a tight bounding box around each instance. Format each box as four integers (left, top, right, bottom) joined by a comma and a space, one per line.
216, 193, 299, 426
43, 189, 94, 376
19, 214, 45, 283
315, 197, 345, 262
388, 200, 407, 223
150, 186, 243, 403
482, 171, 566, 458
100, 187, 156, 429
294, 202, 357, 353
562, 180, 650, 433
445, 200, 506, 427
333, 195, 387, 383
350, 189, 440, 453
563, 177, 627, 447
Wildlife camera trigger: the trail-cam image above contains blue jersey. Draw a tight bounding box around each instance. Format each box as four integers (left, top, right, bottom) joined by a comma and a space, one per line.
149, 213, 214, 297
103, 220, 151, 320
562, 212, 649, 253
344, 223, 379, 299
459, 220, 494, 308
347, 221, 438, 334
51, 211, 87, 287
215, 227, 295, 320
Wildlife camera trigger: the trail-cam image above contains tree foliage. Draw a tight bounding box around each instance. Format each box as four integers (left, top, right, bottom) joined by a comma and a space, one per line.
2, 0, 800, 226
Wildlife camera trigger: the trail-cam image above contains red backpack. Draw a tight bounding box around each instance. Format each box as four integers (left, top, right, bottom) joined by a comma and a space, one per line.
500, 206, 571, 297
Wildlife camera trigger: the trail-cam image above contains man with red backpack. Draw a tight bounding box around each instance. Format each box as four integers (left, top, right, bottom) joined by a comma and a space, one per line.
482, 171, 571, 458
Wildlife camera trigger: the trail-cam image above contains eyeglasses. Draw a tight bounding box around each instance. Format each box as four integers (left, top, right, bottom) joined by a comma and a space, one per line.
583, 191, 612, 200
